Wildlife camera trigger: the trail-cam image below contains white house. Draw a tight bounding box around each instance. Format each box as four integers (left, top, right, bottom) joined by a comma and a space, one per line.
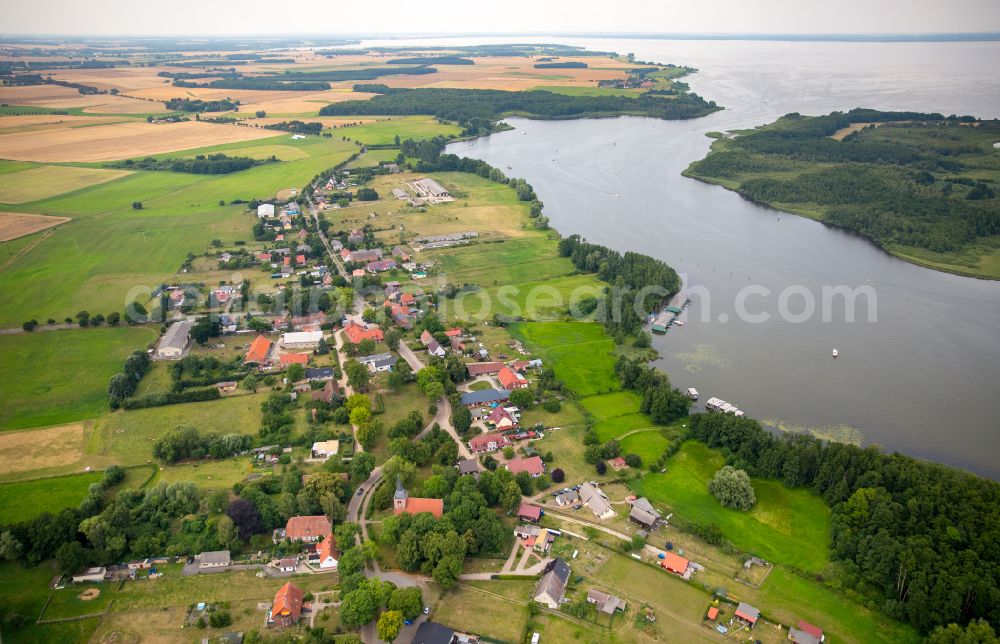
277, 557, 298, 572
257, 203, 275, 218
317, 534, 339, 570
281, 330, 323, 349
199, 550, 231, 569
311, 440, 339, 461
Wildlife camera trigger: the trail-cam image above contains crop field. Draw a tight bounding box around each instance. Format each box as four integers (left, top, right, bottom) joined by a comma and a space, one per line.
336, 115, 462, 145
0, 114, 125, 132
0, 134, 356, 326
630, 441, 831, 571
0, 164, 132, 203
0, 422, 90, 479
0, 326, 157, 430
424, 237, 575, 288
0, 470, 103, 524
89, 393, 266, 465
0, 211, 70, 241
0, 119, 279, 162
509, 321, 619, 396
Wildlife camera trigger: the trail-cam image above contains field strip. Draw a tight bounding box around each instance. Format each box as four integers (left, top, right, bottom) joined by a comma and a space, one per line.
0, 212, 71, 241
0, 228, 56, 272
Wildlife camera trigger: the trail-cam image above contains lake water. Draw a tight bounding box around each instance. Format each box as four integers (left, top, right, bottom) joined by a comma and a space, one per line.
363, 36, 1000, 478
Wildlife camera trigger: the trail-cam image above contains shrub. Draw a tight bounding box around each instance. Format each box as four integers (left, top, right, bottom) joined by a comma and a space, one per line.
708, 466, 756, 511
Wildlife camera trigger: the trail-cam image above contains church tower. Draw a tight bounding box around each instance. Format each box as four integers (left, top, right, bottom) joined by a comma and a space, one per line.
393, 475, 408, 513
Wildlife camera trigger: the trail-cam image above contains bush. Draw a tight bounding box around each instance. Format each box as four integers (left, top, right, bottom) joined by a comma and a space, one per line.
708, 466, 756, 511
550, 468, 565, 483
595, 460, 607, 475
542, 399, 561, 412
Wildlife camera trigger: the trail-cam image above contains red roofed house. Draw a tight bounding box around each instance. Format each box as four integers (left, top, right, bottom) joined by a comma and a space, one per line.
734, 602, 760, 627
316, 533, 339, 570
497, 366, 528, 390
400, 292, 415, 306
488, 406, 519, 430
469, 432, 510, 454
507, 456, 545, 477
295, 254, 306, 265
466, 362, 503, 377
707, 607, 719, 621
340, 248, 352, 261
609, 456, 628, 471
352, 268, 365, 278
660, 552, 689, 576
275, 234, 285, 242
517, 503, 542, 523
445, 327, 462, 337
283, 515, 331, 542
393, 477, 443, 519
283, 256, 291, 266
796, 621, 825, 641
343, 322, 384, 344
280, 352, 310, 366
258, 251, 273, 262
245, 335, 272, 365
420, 329, 434, 346
269, 582, 304, 628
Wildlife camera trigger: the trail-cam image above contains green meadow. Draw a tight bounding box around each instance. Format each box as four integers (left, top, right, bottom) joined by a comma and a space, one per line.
425, 237, 576, 287
508, 321, 619, 396
339, 116, 462, 145
631, 441, 830, 572
0, 471, 103, 524
0, 326, 157, 430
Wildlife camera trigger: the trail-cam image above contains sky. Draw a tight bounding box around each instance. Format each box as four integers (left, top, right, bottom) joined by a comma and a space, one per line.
3, 0, 1000, 37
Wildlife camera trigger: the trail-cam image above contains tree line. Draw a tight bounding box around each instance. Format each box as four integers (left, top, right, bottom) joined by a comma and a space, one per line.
164, 97, 237, 112
108, 153, 268, 175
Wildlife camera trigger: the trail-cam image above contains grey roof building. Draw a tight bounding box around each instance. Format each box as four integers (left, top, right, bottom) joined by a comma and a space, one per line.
199, 550, 231, 568
459, 388, 510, 407
156, 319, 194, 359
305, 367, 334, 381
412, 621, 455, 644
358, 352, 395, 372
534, 557, 571, 608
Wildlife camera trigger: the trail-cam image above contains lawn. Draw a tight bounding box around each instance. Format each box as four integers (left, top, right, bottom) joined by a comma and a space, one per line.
539, 424, 617, 486
0, 470, 103, 524
442, 273, 606, 322
579, 392, 642, 420
89, 393, 266, 464
156, 457, 253, 490
630, 441, 831, 571
593, 413, 656, 442
435, 581, 531, 642
368, 382, 429, 464
618, 430, 670, 464
0, 561, 102, 644
426, 237, 576, 291
0, 326, 157, 430
509, 321, 619, 396
340, 116, 461, 145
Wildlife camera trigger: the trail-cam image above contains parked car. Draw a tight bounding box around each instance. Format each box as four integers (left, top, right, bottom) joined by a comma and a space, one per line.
423, 606, 431, 615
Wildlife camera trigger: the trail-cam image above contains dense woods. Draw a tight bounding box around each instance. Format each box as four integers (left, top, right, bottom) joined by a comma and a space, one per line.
688, 412, 1000, 633
387, 56, 473, 65
108, 153, 269, 174
163, 97, 236, 112
688, 109, 1000, 259
321, 84, 719, 122
173, 78, 330, 91
614, 355, 691, 423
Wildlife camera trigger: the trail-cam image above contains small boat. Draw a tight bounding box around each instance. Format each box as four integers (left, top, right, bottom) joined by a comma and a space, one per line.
506, 165, 512, 170
674, 320, 684, 326
832, 349, 839, 358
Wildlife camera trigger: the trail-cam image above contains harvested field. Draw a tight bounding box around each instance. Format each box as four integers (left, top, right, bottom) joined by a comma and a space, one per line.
830, 122, 879, 140
0, 120, 280, 162
0, 165, 132, 203
0, 114, 123, 132
239, 90, 378, 116
0, 212, 71, 241
78, 96, 171, 114
0, 422, 87, 476
247, 116, 377, 129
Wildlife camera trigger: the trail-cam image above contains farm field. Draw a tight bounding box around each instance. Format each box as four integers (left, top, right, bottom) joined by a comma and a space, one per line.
443, 273, 605, 322
630, 441, 831, 571
424, 237, 574, 288
0, 422, 91, 479
0, 326, 157, 430
509, 321, 619, 396
336, 115, 462, 145
0, 211, 70, 241
435, 581, 531, 642
0, 470, 103, 524
0, 164, 132, 203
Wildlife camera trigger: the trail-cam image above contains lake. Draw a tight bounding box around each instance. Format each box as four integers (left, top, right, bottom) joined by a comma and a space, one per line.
363, 36, 1000, 478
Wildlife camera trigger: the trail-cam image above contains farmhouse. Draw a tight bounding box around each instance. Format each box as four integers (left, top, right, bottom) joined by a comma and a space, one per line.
316, 534, 339, 569
411, 177, 451, 199
507, 456, 544, 477
282, 515, 332, 542
156, 319, 193, 359
281, 331, 323, 349
517, 502, 542, 523
342, 321, 383, 344
393, 476, 444, 519
244, 335, 272, 365
199, 550, 231, 569
269, 582, 305, 628
358, 352, 395, 373
310, 440, 339, 460
459, 388, 510, 408
469, 431, 511, 454
735, 602, 760, 627
72, 567, 107, 583
578, 482, 615, 520
466, 361, 504, 377
533, 558, 571, 608
488, 406, 519, 429
587, 589, 626, 615
497, 366, 528, 390
629, 497, 661, 530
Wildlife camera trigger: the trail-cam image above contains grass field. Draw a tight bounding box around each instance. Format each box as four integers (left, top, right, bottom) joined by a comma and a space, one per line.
631, 441, 830, 571
0, 326, 157, 430
436, 581, 531, 642
155, 457, 254, 490
0, 165, 132, 203
89, 393, 266, 465
579, 391, 642, 419
442, 273, 606, 322
337, 116, 462, 145
425, 237, 575, 289
509, 322, 619, 396
594, 413, 657, 442
0, 561, 103, 644
618, 430, 671, 463
0, 470, 103, 524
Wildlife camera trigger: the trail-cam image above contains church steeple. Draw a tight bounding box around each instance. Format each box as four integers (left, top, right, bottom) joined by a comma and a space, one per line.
393, 474, 408, 512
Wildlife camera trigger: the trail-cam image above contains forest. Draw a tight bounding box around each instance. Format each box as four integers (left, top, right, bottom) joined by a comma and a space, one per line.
107, 153, 269, 174
686, 110, 1000, 264
172, 78, 331, 91
320, 84, 719, 122
163, 97, 237, 112
387, 56, 473, 65
534, 61, 588, 68
687, 412, 1000, 634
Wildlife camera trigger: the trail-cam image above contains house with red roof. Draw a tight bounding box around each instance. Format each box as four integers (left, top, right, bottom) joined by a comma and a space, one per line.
280, 352, 310, 366
316, 534, 339, 569
734, 602, 760, 627
257, 251, 273, 262
660, 552, 689, 576
343, 322, 384, 344
609, 456, 628, 471
269, 582, 304, 628
244, 335, 272, 365
295, 254, 306, 264
497, 366, 528, 390
789, 621, 825, 643
488, 406, 519, 430
400, 292, 415, 306
444, 327, 462, 338
282, 516, 331, 542
507, 456, 545, 477
392, 477, 443, 519
466, 361, 503, 377
420, 329, 434, 346
469, 432, 511, 454
517, 503, 542, 523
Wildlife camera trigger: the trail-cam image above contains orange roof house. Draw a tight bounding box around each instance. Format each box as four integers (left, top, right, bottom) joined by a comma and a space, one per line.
270, 582, 304, 627
343, 322, 384, 344
661, 552, 689, 575
392, 476, 444, 519
283, 515, 331, 542
316, 533, 340, 569
497, 366, 528, 390
707, 607, 719, 621
280, 352, 310, 366
245, 335, 272, 364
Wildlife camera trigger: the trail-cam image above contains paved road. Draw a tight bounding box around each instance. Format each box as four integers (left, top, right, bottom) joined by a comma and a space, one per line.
396, 340, 426, 373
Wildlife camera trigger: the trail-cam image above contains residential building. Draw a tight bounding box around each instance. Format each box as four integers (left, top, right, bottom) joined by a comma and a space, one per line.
507, 456, 544, 477
469, 432, 510, 454
311, 440, 339, 460
366, 260, 397, 274
257, 203, 275, 218
283, 516, 332, 542
497, 366, 528, 390
72, 567, 106, 583
277, 557, 297, 572
587, 589, 626, 615
280, 352, 310, 366
199, 550, 231, 569
578, 483, 615, 520
628, 497, 661, 530
735, 602, 760, 627
305, 367, 334, 381
459, 388, 510, 408
427, 339, 446, 357
609, 456, 628, 471
488, 406, 519, 430
457, 458, 480, 477
661, 552, 690, 576
393, 476, 444, 519
412, 622, 455, 644
281, 331, 323, 349
310, 380, 341, 404
269, 582, 305, 628
358, 352, 395, 373
554, 489, 580, 507
533, 558, 571, 608
342, 322, 383, 344
517, 503, 542, 523
466, 361, 503, 377
347, 229, 364, 244
244, 335, 272, 365
156, 319, 194, 359
316, 534, 339, 569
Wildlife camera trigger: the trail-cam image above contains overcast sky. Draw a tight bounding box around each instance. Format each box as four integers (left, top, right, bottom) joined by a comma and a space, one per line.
4, 0, 1000, 37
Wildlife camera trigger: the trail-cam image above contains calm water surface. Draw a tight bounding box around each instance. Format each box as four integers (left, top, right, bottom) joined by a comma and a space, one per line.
365, 37, 1000, 478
